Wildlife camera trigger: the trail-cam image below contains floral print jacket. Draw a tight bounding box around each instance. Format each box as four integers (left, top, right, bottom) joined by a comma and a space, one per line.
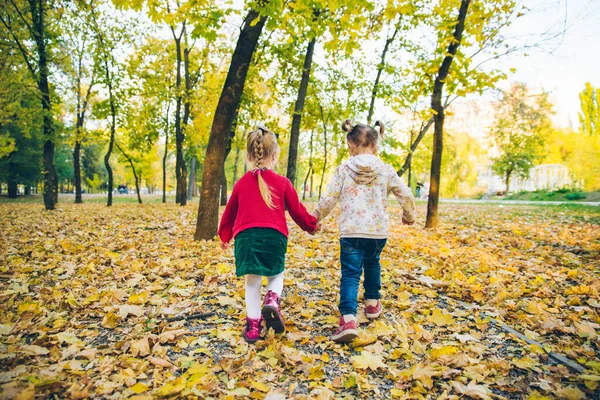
314, 154, 416, 239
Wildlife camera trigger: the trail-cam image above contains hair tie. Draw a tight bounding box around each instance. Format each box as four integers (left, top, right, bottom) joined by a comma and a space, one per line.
252, 167, 267, 175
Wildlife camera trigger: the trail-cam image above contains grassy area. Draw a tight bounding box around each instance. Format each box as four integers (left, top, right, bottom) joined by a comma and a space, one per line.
504, 188, 600, 202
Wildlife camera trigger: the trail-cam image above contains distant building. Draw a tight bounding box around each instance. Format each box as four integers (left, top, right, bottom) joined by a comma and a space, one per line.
477, 164, 571, 193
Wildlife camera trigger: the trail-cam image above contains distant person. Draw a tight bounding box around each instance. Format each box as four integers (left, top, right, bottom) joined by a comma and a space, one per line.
416, 181, 424, 198
218, 127, 319, 343
313, 119, 416, 343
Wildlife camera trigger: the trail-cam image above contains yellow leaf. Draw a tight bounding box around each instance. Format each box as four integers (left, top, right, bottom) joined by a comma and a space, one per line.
350, 351, 387, 371
429, 345, 458, 360
411, 363, 443, 388
451, 380, 492, 400
321, 353, 330, 362
156, 377, 186, 397
353, 331, 377, 347
555, 386, 587, 400
130, 382, 150, 394
250, 380, 269, 393
428, 308, 454, 326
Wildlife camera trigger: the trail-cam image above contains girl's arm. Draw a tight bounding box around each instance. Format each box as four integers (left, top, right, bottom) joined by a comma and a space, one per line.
313, 166, 343, 221
388, 166, 416, 224
217, 186, 239, 244
284, 180, 318, 233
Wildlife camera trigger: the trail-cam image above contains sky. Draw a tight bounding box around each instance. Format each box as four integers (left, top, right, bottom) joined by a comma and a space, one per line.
496, 0, 600, 128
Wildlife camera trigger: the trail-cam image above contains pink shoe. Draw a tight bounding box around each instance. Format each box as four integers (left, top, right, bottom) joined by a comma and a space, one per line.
242, 317, 262, 343
261, 290, 285, 334
331, 316, 358, 343
365, 300, 383, 319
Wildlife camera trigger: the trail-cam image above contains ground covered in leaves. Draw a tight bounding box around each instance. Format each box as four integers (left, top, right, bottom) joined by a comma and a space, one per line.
0, 201, 599, 399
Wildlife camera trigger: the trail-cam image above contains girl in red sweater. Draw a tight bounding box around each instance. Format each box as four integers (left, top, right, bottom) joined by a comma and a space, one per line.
218, 127, 318, 343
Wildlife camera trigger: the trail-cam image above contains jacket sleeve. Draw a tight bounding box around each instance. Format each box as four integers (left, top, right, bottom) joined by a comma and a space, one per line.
285, 180, 318, 233
313, 166, 343, 221
217, 185, 239, 243
388, 166, 416, 224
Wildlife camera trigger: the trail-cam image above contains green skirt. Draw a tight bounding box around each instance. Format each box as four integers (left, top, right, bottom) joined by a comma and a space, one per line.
234, 228, 288, 277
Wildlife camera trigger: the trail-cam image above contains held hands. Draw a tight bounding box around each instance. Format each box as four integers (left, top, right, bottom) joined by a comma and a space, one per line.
309, 221, 321, 235
220, 241, 230, 250
402, 218, 415, 226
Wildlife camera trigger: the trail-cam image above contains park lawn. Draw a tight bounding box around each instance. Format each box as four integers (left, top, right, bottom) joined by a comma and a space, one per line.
0, 202, 599, 399
504, 190, 600, 202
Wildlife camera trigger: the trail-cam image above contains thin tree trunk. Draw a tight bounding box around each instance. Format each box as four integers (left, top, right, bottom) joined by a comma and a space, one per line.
187, 157, 196, 201
425, 0, 471, 229
195, 8, 268, 241
7, 163, 17, 198
116, 141, 142, 204
397, 117, 433, 177
303, 130, 314, 200
103, 57, 116, 207
367, 20, 401, 125
232, 144, 241, 184
162, 103, 170, 203
407, 130, 414, 188
286, 36, 317, 185
178, 45, 192, 205
318, 103, 328, 200
505, 170, 512, 195
172, 28, 184, 204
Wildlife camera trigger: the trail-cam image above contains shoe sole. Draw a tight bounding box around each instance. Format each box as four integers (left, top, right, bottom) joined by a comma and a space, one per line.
242, 333, 259, 344
331, 329, 358, 343
365, 310, 382, 319
261, 305, 285, 334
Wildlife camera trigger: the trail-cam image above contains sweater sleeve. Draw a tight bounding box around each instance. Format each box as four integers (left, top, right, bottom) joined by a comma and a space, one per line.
218, 185, 239, 243
313, 165, 343, 221
388, 166, 416, 224
284, 180, 318, 233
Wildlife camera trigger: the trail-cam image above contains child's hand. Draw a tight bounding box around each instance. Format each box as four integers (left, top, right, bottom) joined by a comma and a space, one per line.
402, 218, 415, 226
220, 241, 230, 250
309, 222, 321, 235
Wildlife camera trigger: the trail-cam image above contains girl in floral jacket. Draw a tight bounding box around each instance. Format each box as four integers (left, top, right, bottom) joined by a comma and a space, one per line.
314, 120, 416, 342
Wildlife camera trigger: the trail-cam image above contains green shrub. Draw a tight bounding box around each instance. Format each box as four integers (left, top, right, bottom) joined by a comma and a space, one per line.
565, 192, 586, 200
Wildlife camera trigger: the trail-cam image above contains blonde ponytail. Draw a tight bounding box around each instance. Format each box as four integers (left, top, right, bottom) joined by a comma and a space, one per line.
258, 174, 275, 209
246, 126, 280, 209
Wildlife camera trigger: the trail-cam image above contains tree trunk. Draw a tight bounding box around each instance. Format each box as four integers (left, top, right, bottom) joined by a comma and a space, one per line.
30, 0, 57, 210
286, 36, 317, 185
425, 0, 470, 229
177, 45, 192, 205
194, 8, 268, 241
74, 140, 82, 203
397, 117, 434, 177
103, 58, 116, 207
116, 142, 142, 204
7, 169, 17, 198
232, 144, 241, 184
505, 170, 512, 195
187, 157, 196, 201
25, 185, 31, 195
303, 130, 314, 200
172, 30, 184, 204
318, 103, 328, 200
367, 20, 400, 124
162, 103, 170, 203
407, 130, 414, 188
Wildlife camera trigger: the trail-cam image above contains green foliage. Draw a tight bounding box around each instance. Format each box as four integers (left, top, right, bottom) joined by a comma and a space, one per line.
490, 83, 553, 190
579, 82, 599, 136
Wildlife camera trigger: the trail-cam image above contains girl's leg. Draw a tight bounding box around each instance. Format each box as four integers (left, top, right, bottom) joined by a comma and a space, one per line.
263, 272, 285, 333
339, 238, 364, 318
363, 239, 387, 302
265, 272, 284, 296
245, 274, 262, 319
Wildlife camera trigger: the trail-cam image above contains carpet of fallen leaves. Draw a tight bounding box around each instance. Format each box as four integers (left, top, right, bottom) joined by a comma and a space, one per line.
1, 201, 599, 400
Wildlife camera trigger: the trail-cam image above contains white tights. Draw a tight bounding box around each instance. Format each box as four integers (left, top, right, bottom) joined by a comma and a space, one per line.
245, 272, 284, 319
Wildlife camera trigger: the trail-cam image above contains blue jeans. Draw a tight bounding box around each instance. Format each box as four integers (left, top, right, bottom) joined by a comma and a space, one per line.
339, 237, 387, 316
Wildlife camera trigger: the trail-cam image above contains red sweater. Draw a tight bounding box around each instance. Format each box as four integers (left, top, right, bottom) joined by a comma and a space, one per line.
218, 170, 318, 243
